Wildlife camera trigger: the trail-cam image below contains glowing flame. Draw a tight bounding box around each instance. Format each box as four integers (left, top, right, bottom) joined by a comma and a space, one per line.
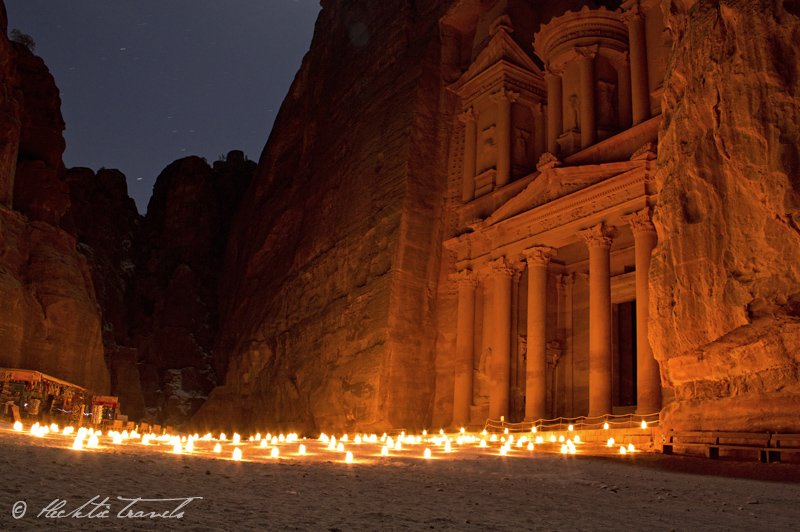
387, 437, 394, 448
233, 448, 242, 461
550, 435, 556, 442
567, 441, 576, 454
112, 433, 122, 444
381, 446, 389, 456
13, 421, 22, 432
423, 430, 427, 436
568, 424, 574, 431
232, 433, 240, 445
490, 435, 497, 442
88, 435, 99, 448
220, 433, 226, 441
29, 422, 39, 435
261, 439, 268, 448
560, 444, 568, 454
504, 428, 509, 434
50, 424, 59, 432
460, 427, 465, 434
532, 427, 537, 433
271, 436, 278, 445
620, 446, 627, 455
214, 443, 221, 453
394, 440, 402, 451
345, 451, 353, 463
480, 440, 487, 448
279, 434, 285, 442
337, 443, 344, 452
355, 435, 362, 444
319, 433, 329, 443
499, 447, 507, 456
173, 443, 181, 454
559, 436, 565, 442
328, 438, 336, 451
186, 439, 194, 453
527, 442, 534, 451
271, 447, 279, 458
298, 444, 306, 455
607, 438, 615, 447
641, 421, 647, 429
341, 434, 348, 441
603, 423, 609, 430
574, 435, 581, 443
444, 441, 451, 453
628, 443, 635, 452
535, 436, 543, 444
424, 448, 431, 459
122, 430, 129, 439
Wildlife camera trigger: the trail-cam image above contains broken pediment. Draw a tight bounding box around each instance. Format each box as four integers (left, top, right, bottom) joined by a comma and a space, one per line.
449, 16, 544, 103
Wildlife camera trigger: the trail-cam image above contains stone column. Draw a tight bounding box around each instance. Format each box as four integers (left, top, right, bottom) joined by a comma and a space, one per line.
451, 269, 478, 428
578, 223, 614, 417
576, 45, 598, 149
491, 89, 518, 189
458, 108, 478, 203
510, 265, 522, 420
624, 3, 651, 125
615, 52, 633, 130
523, 247, 556, 421
622, 208, 661, 414
489, 257, 514, 420
544, 66, 563, 156
558, 274, 575, 417
533, 103, 546, 162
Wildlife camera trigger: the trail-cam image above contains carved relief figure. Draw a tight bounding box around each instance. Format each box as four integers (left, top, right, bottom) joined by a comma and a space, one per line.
513, 128, 530, 168
479, 126, 497, 172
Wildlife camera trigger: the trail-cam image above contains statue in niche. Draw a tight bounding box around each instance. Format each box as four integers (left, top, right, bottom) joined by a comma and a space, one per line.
479, 126, 497, 172
597, 80, 617, 127
569, 94, 580, 130
513, 128, 530, 168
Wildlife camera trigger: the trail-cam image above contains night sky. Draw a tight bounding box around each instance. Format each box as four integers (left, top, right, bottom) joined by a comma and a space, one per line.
5, 1, 321, 212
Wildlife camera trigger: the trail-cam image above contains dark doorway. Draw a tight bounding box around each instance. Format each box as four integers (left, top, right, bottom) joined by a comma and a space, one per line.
614, 300, 637, 407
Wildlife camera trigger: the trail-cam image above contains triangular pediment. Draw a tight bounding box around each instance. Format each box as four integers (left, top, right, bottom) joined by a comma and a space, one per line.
471, 161, 642, 231
450, 24, 543, 97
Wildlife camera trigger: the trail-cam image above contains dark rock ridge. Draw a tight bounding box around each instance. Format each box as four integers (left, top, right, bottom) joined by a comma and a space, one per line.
0, 1, 256, 425
63, 153, 255, 427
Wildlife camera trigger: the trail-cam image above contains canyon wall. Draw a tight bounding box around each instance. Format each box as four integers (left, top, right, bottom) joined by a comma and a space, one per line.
652, 0, 800, 431
192, 0, 454, 435
0, 17, 110, 394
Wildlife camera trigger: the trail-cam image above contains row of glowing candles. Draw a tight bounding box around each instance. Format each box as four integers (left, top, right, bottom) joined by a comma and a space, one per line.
12, 420, 646, 461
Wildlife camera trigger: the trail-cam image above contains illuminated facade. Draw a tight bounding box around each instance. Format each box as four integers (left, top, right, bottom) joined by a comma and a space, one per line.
438, 0, 670, 426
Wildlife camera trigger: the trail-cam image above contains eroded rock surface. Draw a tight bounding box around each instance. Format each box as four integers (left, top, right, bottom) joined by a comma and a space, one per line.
193, 0, 453, 435
0, 18, 110, 394
652, 0, 800, 431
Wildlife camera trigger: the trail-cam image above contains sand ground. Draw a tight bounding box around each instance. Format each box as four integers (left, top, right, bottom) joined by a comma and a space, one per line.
1, 423, 799, 531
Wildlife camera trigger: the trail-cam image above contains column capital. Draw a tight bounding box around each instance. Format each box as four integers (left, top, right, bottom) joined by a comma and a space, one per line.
532, 102, 544, 115
621, 2, 648, 24
458, 107, 476, 124
556, 273, 574, 294
578, 223, 615, 249
489, 256, 516, 278
449, 268, 478, 288
544, 64, 564, 78
613, 50, 630, 69
523, 246, 557, 267
490, 88, 519, 104
621, 207, 657, 236
574, 44, 599, 60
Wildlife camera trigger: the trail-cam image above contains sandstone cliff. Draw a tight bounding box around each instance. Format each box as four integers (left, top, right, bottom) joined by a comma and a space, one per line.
0, 14, 110, 394
652, 0, 800, 431
193, 0, 454, 434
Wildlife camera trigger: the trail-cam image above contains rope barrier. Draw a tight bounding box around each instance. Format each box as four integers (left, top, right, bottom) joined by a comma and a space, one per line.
482, 412, 661, 433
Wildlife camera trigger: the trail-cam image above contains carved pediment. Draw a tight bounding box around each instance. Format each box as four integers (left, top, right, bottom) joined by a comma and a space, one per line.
472, 161, 642, 230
